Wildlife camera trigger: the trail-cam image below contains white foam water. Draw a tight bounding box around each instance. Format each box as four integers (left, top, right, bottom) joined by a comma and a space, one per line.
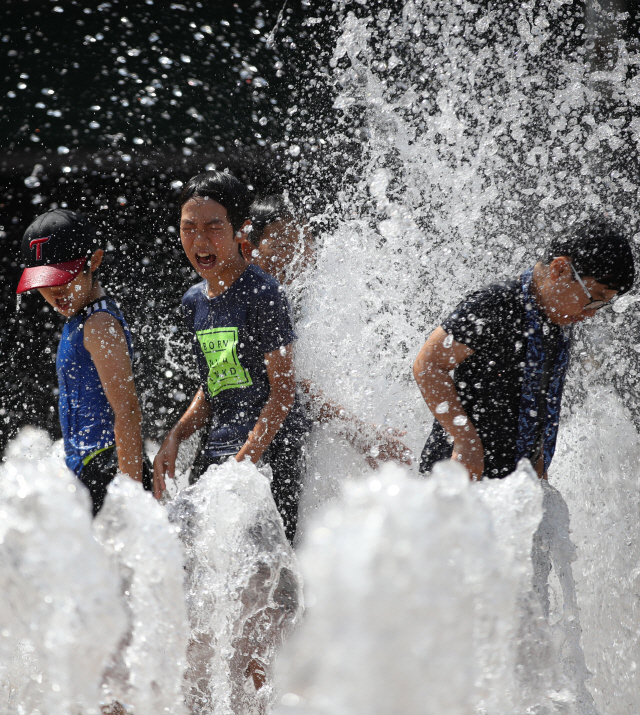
552, 388, 640, 715
0, 428, 126, 715
274, 460, 596, 715
166, 458, 304, 715
94, 475, 190, 715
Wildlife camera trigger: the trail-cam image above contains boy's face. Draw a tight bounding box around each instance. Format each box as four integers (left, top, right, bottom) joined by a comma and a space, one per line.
544, 257, 618, 326
247, 219, 314, 286
37, 251, 102, 318
180, 197, 243, 280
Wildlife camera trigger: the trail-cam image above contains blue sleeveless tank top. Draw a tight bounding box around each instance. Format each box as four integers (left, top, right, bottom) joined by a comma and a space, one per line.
56, 297, 134, 475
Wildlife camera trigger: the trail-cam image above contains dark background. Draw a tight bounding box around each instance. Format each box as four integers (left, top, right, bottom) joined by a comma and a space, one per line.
0, 0, 342, 451
1, 0, 638, 452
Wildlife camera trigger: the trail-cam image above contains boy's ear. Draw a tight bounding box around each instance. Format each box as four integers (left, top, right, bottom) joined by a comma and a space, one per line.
548, 255, 571, 281
90, 249, 104, 272
240, 240, 254, 262
235, 220, 252, 241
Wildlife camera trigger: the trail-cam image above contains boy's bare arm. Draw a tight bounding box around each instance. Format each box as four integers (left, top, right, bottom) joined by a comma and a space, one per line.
298, 379, 412, 468
236, 345, 296, 464
84, 312, 143, 482
413, 326, 484, 480
153, 386, 211, 496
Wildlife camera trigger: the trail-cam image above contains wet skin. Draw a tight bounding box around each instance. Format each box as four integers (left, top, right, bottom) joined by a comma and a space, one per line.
533, 256, 618, 326
180, 197, 249, 298
38, 250, 105, 318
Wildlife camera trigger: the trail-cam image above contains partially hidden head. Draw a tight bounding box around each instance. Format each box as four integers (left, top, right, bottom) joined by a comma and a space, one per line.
540, 216, 635, 325
243, 194, 314, 285
17, 209, 104, 316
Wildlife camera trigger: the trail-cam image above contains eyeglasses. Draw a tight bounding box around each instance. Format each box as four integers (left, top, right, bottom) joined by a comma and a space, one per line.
569, 262, 614, 311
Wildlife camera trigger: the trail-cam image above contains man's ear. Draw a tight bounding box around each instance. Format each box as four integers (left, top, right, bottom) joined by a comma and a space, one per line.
90, 249, 104, 272
548, 255, 571, 281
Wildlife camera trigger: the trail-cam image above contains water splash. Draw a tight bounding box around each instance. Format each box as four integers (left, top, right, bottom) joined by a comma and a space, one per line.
0, 428, 126, 715
167, 458, 304, 715
94, 475, 190, 715
274, 460, 589, 714
553, 389, 640, 714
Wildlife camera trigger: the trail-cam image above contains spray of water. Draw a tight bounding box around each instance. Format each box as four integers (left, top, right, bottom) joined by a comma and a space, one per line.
274, 460, 592, 715
94, 476, 190, 715
0, 428, 126, 715
167, 459, 304, 715
3, 1, 640, 713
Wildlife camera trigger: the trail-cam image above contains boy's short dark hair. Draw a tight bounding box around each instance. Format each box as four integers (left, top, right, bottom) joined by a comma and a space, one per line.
248, 195, 296, 247
179, 170, 251, 233
546, 217, 635, 295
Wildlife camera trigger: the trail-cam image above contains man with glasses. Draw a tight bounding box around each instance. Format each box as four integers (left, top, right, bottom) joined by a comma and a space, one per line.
413, 217, 635, 480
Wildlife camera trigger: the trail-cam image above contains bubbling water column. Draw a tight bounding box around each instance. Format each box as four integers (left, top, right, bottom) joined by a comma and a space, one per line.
274, 460, 593, 715
167, 459, 304, 715
0, 428, 126, 715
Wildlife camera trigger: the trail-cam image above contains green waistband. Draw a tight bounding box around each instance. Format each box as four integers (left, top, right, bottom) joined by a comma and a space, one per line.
82, 445, 115, 467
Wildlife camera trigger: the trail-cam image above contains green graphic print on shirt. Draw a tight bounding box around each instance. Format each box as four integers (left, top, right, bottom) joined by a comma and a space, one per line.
196, 327, 253, 397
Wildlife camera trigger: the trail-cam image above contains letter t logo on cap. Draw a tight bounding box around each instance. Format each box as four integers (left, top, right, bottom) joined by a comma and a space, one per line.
30, 236, 50, 261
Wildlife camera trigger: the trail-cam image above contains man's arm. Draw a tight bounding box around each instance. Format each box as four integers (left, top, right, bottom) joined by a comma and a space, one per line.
413, 326, 483, 480
298, 379, 412, 468
236, 344, 296, 464
153, 386, 212, 497
84, 312, 144, 482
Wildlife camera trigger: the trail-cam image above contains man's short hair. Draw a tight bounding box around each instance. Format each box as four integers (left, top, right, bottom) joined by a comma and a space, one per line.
546, 217, 635, 295
248, 195, 296, 247
179, 170, 251, 233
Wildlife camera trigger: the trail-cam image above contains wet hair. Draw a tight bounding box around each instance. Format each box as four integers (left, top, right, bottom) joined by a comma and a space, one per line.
545, 217, 635, 295
179, 170, 252, 233
248, 195, 297, 246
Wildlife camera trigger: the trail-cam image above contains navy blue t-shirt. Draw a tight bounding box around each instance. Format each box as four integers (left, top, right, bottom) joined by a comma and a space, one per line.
182, 264, 310, 458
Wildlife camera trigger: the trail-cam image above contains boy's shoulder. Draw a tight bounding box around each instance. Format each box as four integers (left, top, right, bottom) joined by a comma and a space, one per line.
238, 264, 283, 294
452, 277, 523, 318
182, 280, 207, 306
82, 295, 132, 352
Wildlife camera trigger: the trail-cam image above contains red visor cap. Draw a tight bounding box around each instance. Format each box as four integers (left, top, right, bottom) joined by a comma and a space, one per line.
16, 257, 88, 294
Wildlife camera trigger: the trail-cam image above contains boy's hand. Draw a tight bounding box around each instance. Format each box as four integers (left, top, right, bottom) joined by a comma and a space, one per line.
365, 428, 413, 469
452, 434, 484, 481
153, 430, 180, 498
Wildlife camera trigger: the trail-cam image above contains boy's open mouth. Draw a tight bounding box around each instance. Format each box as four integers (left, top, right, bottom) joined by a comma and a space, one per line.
55, 298, 72, 312
196, 252, 216, 269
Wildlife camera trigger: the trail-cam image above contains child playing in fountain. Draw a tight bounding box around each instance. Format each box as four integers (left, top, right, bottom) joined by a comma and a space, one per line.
243, 194, 411, 470
153, 172, 310, 544
16, 209, 152, 516
413, 217, 635, 480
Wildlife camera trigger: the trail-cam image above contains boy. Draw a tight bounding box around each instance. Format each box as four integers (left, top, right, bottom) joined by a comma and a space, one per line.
243, 194, 412, 470
413, 217, 635, 480
16, 209, 151, 515
153, 172, 309, 543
